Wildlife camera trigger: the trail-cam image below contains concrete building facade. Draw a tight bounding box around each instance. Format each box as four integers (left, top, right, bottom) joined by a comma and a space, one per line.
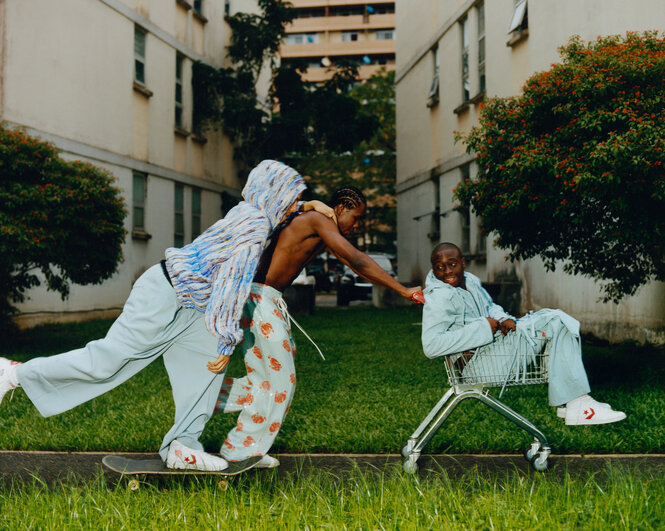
280, 0, 396, 82
0, 0, 255, 327
395, 0, 665, 344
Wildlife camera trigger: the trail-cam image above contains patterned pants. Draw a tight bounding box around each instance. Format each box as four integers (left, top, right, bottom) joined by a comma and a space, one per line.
215, 283, 296, 461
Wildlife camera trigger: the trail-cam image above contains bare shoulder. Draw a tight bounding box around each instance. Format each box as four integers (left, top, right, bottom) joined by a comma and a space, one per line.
293, 211, 337, 231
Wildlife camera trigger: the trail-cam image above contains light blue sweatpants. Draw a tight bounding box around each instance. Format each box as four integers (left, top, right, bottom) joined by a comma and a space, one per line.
16, 264, 224, 460
463, 310, 591, 406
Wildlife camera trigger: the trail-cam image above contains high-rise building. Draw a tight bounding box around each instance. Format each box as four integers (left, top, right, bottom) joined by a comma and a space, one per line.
280, 1, 395, 82
0, 0, 258, 327
395, 0, 665, 343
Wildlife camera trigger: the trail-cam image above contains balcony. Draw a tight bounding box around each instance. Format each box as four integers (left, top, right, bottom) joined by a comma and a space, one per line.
302, 63, 394, 82
289, 0, 394, 8
280, 38, 395, 58
287, 13, 395, 33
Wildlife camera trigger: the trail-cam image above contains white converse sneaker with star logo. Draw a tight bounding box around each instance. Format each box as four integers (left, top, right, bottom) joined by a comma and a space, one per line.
166, 440, 229, 471
565, 396, 626, 426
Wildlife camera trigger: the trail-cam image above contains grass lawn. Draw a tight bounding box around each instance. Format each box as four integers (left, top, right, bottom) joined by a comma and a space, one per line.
1, 306, 662, 455
0, 306, 663, 528
0, 465, 662, 529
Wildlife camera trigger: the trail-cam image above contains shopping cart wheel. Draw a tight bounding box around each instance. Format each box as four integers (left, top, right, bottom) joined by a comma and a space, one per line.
524, 440, 541, 462
529, 453, 549, 472
403, 458, 419, 474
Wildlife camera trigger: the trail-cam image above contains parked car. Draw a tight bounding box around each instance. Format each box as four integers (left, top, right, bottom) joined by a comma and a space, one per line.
336, 253, 396, 306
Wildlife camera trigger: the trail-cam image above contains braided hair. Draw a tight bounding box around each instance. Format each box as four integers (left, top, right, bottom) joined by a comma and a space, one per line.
329, 186, 366, 210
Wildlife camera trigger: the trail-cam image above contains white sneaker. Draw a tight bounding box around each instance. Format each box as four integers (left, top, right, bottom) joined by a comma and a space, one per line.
256, 454, 280, 468
557, 399, 610, 418
166, 440, 229, 471
0, 358, 20, 406
565, 396, 626, 426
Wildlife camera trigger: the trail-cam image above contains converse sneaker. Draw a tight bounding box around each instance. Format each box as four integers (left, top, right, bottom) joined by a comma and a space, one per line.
565, 396, 626, 426
256, 454, 280, 468
0, 358, 20, 405
166, 440, 229, 471
557, 399, 610, 418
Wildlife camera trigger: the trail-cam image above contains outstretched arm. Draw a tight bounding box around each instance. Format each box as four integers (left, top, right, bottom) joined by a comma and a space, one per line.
312, 215, 421, 300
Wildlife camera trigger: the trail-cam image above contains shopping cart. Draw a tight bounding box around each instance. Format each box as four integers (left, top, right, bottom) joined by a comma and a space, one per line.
401, 331, 552, 473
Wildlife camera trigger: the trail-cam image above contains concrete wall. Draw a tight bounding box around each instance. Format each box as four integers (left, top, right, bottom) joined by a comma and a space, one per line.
395, 0, 665, 343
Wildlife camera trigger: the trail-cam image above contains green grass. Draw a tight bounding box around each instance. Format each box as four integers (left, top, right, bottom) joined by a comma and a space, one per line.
1, 306, 663, 454
0, 466, 662, 529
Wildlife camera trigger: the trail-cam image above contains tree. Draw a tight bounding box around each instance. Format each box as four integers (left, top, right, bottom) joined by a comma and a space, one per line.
192, 1, 395, 249
296, 69, 396, 252
192, 0, 296, 176
0, 123, 127, 330
192, 2, 381, 177
456, 32, 665, 301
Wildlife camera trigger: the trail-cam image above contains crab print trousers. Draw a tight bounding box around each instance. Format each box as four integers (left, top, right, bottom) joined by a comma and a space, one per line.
215, 283, 296, 461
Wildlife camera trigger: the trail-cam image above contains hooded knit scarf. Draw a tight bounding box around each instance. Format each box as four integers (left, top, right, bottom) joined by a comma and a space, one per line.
164, 160, 306, 357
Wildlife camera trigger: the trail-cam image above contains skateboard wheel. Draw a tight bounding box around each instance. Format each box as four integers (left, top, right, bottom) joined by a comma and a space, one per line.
218, 479, 229, 491
128, 478, 141, 491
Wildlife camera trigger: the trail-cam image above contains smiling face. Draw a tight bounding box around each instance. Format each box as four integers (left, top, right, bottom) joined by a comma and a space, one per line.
334, 203, 366, 236
431, 246, 466, 289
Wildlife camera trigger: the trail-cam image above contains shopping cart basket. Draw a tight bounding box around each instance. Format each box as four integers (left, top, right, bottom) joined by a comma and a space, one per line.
402, 332, 552, 472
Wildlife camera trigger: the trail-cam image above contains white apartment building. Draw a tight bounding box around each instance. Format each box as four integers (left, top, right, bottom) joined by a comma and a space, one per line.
280, 0, 396, 82
395, 0, 665, 344
0, 0, 256, 327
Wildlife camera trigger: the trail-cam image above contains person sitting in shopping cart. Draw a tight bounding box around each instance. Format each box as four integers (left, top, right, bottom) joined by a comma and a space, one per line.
421, 242, 626, 426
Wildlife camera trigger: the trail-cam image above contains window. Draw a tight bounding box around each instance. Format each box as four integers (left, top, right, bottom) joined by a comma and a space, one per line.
342, 31, 359, 42
508, 0, 528, 33
461, 18, 470, 103
193, 0, 203, 16
477, 2, 486, 94
174, 183, 184, 247
427, 46, 439, 107
375, 29, 394, 40
285, 33, 318, 44
133, 172, 147, 231
134, 26, 146, 85
192, 188, 201, 239
175, 54, 184, 129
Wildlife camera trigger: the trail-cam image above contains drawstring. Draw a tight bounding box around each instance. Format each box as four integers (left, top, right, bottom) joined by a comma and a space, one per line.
276, 297, 326, 361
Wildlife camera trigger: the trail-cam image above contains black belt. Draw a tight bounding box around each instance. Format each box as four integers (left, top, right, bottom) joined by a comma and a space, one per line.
160, 260, 173, 286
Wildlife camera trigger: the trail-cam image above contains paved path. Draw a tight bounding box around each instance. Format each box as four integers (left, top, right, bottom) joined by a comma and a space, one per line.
1, 451, 663, 486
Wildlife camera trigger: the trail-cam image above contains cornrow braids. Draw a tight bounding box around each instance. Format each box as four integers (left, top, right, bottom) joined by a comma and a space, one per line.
330, 186, 366, 210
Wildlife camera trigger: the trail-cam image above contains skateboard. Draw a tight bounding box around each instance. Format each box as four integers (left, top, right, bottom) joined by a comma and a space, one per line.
102, 455, 263, 489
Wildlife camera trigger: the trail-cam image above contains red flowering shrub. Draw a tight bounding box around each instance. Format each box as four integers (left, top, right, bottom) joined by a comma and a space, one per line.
0, 123, 126, 328
456, 32, 665, 301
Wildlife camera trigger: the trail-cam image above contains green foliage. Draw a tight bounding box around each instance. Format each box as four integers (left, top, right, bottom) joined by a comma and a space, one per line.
294, 70, 397, 252
456, 32, 665, 301
0, 123, 126, 329
192, 0, 296, 174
